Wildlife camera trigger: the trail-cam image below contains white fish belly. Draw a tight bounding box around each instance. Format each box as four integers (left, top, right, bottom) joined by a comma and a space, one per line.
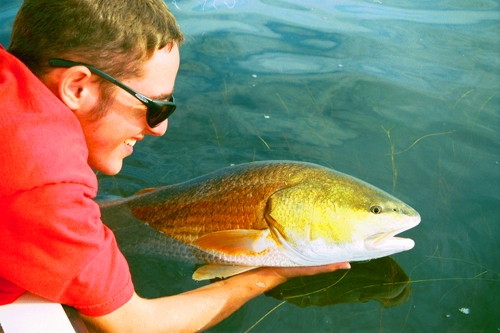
190, 246, 301, 267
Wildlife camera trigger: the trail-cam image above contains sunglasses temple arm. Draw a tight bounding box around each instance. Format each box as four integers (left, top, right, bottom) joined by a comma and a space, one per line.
48, 58, 149, 103
85, 69, 150, 103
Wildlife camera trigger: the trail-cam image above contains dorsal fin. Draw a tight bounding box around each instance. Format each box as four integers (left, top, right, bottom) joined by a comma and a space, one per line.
134, 187, 157, 195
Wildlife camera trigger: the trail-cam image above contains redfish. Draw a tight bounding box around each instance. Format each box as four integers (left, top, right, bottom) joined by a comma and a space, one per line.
107, 161, 420, 280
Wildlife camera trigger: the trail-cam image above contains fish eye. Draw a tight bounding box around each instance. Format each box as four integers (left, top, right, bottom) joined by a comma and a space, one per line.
370, 205, 383, 214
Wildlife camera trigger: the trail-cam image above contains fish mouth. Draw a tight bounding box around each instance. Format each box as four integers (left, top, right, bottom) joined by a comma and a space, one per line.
364, 227, 416, 251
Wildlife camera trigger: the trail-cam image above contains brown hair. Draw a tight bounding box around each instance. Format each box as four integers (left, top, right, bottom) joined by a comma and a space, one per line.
8, 0, 183, 79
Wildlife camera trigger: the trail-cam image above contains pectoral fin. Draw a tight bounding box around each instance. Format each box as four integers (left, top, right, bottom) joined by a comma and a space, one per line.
193, 229, 274, 256
193, 264, 257, 280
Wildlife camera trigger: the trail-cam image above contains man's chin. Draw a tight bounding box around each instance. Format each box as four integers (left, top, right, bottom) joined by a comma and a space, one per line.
89, 159, 123, 176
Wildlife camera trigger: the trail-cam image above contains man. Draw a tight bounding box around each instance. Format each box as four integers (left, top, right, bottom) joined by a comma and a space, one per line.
0, 1, 349, 332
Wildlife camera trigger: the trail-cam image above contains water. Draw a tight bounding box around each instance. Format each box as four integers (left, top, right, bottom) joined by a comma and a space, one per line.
2, 0, 499, 332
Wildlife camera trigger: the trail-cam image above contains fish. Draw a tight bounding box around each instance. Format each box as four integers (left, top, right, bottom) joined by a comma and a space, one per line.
102, 161, 420, 280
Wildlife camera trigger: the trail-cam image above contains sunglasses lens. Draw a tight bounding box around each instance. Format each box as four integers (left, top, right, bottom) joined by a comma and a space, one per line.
147, 104, 176, 128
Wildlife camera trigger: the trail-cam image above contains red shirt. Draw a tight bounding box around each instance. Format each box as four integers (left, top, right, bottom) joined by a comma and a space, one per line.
0, 46, 134, 316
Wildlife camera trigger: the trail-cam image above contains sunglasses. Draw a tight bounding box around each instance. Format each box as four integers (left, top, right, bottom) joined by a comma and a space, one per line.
48, 58, 176, 128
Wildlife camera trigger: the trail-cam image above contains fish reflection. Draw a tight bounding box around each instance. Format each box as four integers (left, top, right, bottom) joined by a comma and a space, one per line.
266, 256, 411, 308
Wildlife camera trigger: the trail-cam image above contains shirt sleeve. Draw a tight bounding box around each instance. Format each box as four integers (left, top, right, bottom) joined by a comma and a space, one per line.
0, 182, 134, 317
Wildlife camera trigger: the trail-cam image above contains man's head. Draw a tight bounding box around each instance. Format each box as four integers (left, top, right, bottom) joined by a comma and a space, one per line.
8, 0, 183, 175
8, 0, 183, 81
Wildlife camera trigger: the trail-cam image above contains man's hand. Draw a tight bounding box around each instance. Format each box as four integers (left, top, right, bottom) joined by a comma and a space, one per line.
82, 262, 350, 333
268, 262, 351, 282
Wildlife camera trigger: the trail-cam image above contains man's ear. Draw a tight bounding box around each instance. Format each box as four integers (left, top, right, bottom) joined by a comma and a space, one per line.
57, 66, 99, 112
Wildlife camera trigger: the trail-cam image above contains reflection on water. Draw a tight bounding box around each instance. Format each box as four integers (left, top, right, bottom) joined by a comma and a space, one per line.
267, 257, 411, 309
2, 0, 499, 332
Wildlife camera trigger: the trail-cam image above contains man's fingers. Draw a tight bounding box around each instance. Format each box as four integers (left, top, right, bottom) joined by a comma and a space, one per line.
270, 262, 351, 280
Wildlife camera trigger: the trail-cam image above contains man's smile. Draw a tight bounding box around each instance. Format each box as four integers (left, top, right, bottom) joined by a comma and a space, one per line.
124, 139, 137, 147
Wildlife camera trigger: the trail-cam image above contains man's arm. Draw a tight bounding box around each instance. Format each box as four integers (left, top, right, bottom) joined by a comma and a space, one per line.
81, 262, 350, 333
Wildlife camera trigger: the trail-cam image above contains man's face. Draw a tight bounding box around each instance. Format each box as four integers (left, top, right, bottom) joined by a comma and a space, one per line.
77, 44, 180, 175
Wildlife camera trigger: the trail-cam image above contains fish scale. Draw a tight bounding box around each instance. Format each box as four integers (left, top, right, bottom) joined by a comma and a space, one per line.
129, 162, 308, 242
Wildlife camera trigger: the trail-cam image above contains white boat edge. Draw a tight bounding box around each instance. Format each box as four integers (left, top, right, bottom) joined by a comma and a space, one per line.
0, 293, 86, 333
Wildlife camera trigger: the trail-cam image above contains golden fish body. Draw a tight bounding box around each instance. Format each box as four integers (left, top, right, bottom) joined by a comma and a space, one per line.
118, 161, 420, 280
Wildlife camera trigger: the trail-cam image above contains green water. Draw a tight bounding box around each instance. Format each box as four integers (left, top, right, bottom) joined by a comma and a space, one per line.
2, 0, 498, 332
